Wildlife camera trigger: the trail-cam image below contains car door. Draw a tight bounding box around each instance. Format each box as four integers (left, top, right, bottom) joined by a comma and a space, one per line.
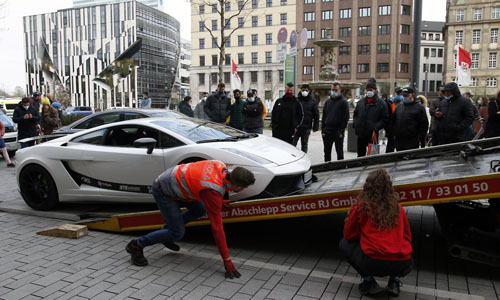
72, 111, 122, 130
81, 124, 166, 198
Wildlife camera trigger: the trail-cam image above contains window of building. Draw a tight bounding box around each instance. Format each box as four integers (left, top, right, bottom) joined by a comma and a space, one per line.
224, 71, 231, 83
199, 56, 205, 66
225, 19, 231, 29
378, 44, 390, 54
487, 77, 498, 87
212, 37, 218, 48
304, 0, 315, 3
266, 0, 272, 7
238, 17, 244, 27
238, 53, 244, 64
469, 77, 478, 87
199, 5, 205, 14
322, 10, 333, 20
266, 33, 272, 45
429, 80, 436, 91
252, 52, 258, 64
302, 48, 313, 57
266, 15, 272, 26
265, 70, 272, 82
322, 0, 332, 2
377, 63, 389, 72
489, 53, 497, 68
431, 48, 436, 57
456, 30, 463, 44
199, 38, 205, 49
211, 73, 218, 84
307, 29, 315, 39
212, 4, 217, 13
339, 64, 350, 73
358, 26, 371, 36
359, 7, 371, 17
473, 8, 482, 21
281, 0, 287, 6
303, 65, 314, 75
339, 27, 351, 37
456, 9, 464, 21
430, 64, 436, 72
199, 21, 205, 32
238, 35, 244, 46
279, 70, 284, 82
199, 73, 205, 84
252, 34, 258, 45
492, 7, 500, 19
339, 46, 351, 55
428, 33, 434, 40
252, 0, 258, 8
401, 5, 411, 16
225, 1, 231, 11
251, 71, 258, 82
471, 53, 479, 69
435, 33, 441, 40
212, 55, 218, 66
437, 64, 443, 73
252, 16, 258, 27
400, 43, 409, 53
304, 12, 315, 21
340, 9, 351, 19
280, 13, 287, 24
379, 5, 391, 16
423, 63, 428, 72
265, 51, 272, 63
399, 63, 409, 73
225, 37, 231, 47
421, 33, 426, 40
491, 28, 499, 43
357, 64, 369, 73
400, 24, 410, 35
321, 28, 332, 38
378, 24, 390, 35
472, 29, 481, 44
238, 1, 244, 9
212, 20, 217, 30
358, 45, 370, 55
438, 49, 443, 57
225, 54, 231, 65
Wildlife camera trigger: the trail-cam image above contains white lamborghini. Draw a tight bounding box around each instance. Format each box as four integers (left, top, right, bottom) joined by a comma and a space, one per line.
16, 117, 312, 210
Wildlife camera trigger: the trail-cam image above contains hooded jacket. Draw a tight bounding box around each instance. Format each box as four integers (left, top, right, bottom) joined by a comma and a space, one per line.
297, 92, 319, 131
353, 94, 389, 138
271, 95, 304, 132
13, 102, 41, 139
392, 100, 429, 139
204, 92, 232, 123
321, 94, 349, 133
229, 98, 245, 130
484, 98, 500, 138
179, 100, 194, 117
242, 99, 264, 129
436, 82, 474, 142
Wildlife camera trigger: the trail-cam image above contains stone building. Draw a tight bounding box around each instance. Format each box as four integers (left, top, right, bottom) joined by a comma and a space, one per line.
420, 21, 445, 97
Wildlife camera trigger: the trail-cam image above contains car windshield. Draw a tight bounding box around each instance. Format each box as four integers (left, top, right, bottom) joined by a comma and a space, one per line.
0, 114, 14, 126
152, 118, 253, 143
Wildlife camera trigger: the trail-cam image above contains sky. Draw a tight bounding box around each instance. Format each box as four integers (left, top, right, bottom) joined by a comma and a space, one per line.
0, 0, 446, 94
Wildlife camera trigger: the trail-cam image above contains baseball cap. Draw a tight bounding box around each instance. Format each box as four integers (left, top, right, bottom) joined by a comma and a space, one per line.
401, 87, 414, 95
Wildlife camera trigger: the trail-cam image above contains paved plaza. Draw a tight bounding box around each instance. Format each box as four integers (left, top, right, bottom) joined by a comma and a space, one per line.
0, 130, 499, 300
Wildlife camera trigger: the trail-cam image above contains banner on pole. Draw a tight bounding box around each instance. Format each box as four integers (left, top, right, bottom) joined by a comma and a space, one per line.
284, 54, 295, 87
230, 59, 241, 91
456, 47, 471, 86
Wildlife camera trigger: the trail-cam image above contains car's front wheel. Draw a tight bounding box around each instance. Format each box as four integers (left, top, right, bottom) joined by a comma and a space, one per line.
19, 164, 59, 211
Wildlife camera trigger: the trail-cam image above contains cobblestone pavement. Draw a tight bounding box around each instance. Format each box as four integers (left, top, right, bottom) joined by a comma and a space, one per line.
0, 131, 499, 300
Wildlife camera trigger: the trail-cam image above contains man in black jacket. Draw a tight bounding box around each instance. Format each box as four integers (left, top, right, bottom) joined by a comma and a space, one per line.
271, 82, 304, 144
292, 84, 319, 153
392, 88, 429, 151
435, 82, 474, 144
385, 87, 403, 153
13, 97, 40, 148
353, 78, 388, 157
429, 85, 445, 146
178, 96, 194, 117
204, 83, 231, 123
322, 82, 349, 161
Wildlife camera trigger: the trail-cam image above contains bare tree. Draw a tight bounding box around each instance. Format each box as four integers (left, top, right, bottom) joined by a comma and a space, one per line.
196, 0, 255, 84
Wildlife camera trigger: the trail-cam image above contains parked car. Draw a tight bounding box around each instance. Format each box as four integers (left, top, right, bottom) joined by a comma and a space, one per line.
55, 108, 183, 135
0, 98, 22, 117
63, 106, 93, 117
16, 117, 312, 210
0, 111, 19, 156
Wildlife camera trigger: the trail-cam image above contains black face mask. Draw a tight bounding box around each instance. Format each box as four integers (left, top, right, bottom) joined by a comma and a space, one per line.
234, 96, 240, 100
218, 90, 224, 95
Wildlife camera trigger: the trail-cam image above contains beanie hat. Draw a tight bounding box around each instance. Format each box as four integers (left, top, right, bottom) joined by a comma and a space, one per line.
365, 77, 377, 90
42, 97, 51, 106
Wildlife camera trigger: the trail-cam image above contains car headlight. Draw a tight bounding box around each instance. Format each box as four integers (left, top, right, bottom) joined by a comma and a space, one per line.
222, 148, 273, 165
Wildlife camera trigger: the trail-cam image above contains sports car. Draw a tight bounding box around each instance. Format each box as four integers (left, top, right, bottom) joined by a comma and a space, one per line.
16, 117, 312, 210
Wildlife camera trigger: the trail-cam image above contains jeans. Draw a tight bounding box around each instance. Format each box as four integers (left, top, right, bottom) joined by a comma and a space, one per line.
137, 181, 206, 248
322, 129, 344, 161
292, 128, 311, 152
244, 127, 263, 134
431, 130, 441, 146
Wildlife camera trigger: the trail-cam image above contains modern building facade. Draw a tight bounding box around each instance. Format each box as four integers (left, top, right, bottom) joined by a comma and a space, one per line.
297, 0, 413, 94
190, 0, 296, 103
444, 0, 500, 97
420, 21, 445, 97
24, 0, 180, 109
177, 38, 191, 100
73, 0, 164, 10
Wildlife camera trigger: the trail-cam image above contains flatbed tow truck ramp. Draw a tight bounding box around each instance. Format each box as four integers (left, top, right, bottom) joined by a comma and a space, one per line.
81, 137, 500, 266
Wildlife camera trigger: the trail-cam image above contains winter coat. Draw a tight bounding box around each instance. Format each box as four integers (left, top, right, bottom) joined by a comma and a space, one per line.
140, 97, 151, 108
321, 94, 349, 133
353, 95, 389, 138
435, 83, 474, 143
204, 93, 232, 123
484, 98, 500, 138
392, 101, 429, 140
271, 95, 304, 132
242, 99, 264, 130
429, 96, 444, 131
178, 101, 194, 117
40, 106, 62, 135
229, 99, 245, 130
473, 105, 488, 133
13, 102, 40, 139
194, 100, 208, 120
297, 93, 319, 131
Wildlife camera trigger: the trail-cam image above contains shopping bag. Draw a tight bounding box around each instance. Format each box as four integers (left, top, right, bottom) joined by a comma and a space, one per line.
367, 131, 379, 156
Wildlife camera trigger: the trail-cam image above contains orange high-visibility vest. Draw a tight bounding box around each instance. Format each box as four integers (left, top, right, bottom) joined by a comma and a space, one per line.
171, 160, 231, 201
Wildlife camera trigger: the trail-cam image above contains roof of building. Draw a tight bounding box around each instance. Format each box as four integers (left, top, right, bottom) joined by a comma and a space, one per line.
422, 21, 445, 33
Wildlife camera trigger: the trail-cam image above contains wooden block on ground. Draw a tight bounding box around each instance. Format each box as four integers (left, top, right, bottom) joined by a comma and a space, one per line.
37, 224, 88, 239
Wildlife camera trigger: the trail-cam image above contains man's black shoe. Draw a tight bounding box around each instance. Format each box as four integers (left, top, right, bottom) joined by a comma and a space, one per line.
163, 241, 180, 252
387, 277, 402, 297
126, 239, 148, 266
358, 277, 382, 295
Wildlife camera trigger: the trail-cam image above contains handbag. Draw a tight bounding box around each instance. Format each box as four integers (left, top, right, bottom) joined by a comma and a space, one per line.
367, 130, 380, 156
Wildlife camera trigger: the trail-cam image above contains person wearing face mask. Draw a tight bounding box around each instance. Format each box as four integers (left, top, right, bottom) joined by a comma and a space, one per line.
352, 78, 389, 157
292, 84, 319, 153
13, 97, 40, 148
194, 92, 209, 120
204, 83, 232, 123
178, 96, 194, 117
384, 87, 404, 153
392, 88, 429, 151
434, 82, 474, 144
321, 82, 349, 161
242, 90, 264, 134
228, 89, 245, 130
271, 82, 304, 144
429, 85, 445, 146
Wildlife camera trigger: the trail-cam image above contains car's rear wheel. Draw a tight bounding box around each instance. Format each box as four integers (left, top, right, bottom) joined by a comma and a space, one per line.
19, 164, 59, 211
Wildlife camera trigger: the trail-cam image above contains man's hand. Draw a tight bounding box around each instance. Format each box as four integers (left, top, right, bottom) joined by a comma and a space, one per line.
24, 114, 29, 119
224, 259, 241, 279
222, 199, 233, 210
435, 110, 443, 118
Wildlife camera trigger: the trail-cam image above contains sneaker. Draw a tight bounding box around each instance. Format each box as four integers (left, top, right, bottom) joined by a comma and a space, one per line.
125, 239, 148, 266
358, 277, 382, 295
387, 277, 402, 297
163, 241, 180, 252
7, 163, 15, 168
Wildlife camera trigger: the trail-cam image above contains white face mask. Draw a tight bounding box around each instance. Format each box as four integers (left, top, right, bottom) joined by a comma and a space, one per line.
23, 105, 30, 110
301, 91, 309, 97
201, 97, 207, 101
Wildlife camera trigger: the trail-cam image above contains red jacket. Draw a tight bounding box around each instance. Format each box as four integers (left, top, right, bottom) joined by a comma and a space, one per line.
343, 201, 412, 261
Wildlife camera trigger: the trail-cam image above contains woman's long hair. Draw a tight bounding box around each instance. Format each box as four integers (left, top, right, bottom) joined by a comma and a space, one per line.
356, 168, 400, 230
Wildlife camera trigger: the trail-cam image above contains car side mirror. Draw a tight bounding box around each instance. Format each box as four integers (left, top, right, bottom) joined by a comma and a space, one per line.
133, 137, 157, 154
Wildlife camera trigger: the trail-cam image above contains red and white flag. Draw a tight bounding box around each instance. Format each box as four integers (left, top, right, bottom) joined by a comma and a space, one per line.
230, 59, 241, 91
456, 47, 471, 86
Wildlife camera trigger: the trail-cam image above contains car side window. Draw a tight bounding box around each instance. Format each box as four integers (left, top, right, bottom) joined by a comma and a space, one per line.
124, 112, 148, 120
74, 113, 121, 129
160, 132, 185, 149
104, 126, 161, 148
71, 129, 106, 145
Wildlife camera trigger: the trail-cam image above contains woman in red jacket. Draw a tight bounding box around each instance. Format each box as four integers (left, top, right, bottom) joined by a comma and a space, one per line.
339, 168, 413, 297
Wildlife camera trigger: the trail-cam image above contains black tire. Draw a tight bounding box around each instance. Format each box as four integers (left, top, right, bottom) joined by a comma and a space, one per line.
19, 164, 59, 211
